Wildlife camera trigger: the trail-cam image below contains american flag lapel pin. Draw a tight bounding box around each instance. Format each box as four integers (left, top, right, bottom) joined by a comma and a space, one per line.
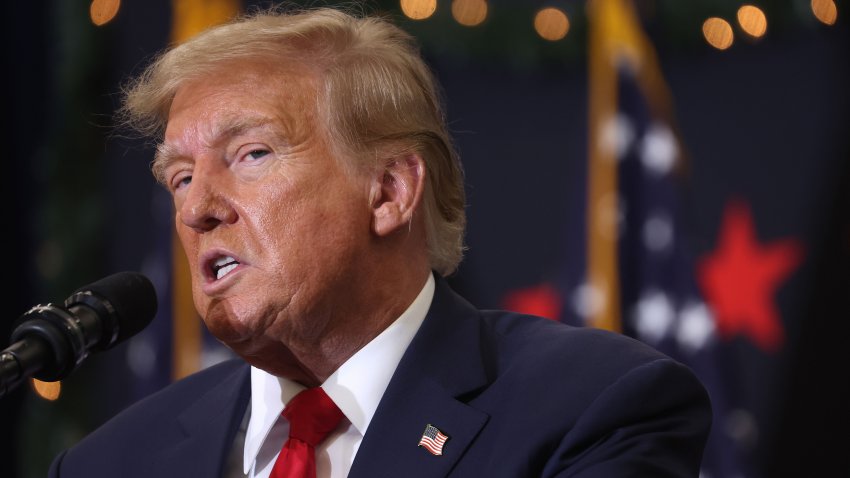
418, 423, 449, 456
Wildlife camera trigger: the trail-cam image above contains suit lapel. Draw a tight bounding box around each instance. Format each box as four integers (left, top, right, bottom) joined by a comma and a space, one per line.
153, 362, 251, 477
349, 278, 491, 478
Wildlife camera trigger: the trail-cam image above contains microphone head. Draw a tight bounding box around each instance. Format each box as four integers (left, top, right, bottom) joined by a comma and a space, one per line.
65, 271, 158, 347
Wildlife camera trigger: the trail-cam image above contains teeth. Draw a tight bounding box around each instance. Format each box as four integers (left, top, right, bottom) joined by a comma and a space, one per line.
214, 256, 235, 268
216, 263, 238, 280
212, 256, 239, 280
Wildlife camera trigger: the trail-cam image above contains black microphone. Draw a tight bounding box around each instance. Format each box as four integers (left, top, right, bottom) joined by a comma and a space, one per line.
0, 272, 157, 398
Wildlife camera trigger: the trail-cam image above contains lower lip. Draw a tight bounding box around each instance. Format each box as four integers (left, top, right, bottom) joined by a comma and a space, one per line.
202, 264, 246, 295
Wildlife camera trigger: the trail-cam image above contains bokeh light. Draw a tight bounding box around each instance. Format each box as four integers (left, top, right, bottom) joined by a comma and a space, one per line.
90, 0, 120, 26
703, 17, 734, 50
400, 0, 437, 21
811, 0, 838, 25
31, 379, 61, 401
534, 7, 570, 41
737, 5, 767, 38
452, 0, 488, 27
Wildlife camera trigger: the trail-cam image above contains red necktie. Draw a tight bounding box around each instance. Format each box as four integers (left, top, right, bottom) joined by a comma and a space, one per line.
270, 387, 344, 478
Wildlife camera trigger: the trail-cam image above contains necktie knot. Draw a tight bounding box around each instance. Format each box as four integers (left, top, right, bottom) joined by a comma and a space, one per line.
270, 387, 343, 478
282, 387, 344, 447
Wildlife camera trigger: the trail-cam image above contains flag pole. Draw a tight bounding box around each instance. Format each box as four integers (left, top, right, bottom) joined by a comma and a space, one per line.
586, 0, 623, 332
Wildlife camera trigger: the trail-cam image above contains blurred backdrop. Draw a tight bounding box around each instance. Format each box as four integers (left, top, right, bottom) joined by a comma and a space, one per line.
4, 1, 848, 477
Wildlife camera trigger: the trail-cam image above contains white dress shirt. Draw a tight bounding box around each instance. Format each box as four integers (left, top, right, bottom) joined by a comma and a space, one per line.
228, 273, 435, 478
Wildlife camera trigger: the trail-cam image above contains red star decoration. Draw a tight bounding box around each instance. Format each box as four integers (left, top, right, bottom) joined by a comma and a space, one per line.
697, 200, 804, 352
502, 282, 562, 321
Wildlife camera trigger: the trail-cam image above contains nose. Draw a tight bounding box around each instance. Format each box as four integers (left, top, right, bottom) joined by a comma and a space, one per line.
178, 163, 237, 232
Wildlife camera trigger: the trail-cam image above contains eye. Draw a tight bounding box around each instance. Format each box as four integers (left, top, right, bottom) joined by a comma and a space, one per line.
245, 149, 270, 162
171, 173, 192, 191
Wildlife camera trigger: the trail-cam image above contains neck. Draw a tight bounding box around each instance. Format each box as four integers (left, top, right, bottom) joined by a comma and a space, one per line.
242, 259, 431, 387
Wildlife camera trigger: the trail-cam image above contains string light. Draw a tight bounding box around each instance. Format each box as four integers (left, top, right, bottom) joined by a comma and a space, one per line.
811, 0, 838, 25
737, 5, 767, 38
90, 0, 120, 26
703, 17, 734, 50
400, 0, 437, 21
452, 0, 488, 27
534, 7, 570, 41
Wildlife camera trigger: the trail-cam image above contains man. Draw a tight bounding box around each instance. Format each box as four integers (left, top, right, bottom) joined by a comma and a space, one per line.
50, 8, 710, 478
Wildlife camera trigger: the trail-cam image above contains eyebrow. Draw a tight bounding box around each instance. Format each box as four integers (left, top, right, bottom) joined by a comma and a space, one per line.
152, 116, 276, 184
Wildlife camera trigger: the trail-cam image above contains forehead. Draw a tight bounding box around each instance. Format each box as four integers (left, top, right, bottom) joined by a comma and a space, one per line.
165, 58, 320, 143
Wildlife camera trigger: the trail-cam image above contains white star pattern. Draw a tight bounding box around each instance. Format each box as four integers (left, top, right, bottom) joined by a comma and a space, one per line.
632, 292, 717, 353
633, 290, 675, 343
677, 301, 716, 353
571, 282, 606, 320
601, 113, 636, 159
639, 122, 678, 175
643, 212, 674, 253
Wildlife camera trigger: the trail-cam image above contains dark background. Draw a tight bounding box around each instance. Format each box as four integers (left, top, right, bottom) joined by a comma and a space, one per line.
4, 1, 848, 477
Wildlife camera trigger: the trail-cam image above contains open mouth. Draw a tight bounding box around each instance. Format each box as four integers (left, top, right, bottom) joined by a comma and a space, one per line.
211, 256, 240, 281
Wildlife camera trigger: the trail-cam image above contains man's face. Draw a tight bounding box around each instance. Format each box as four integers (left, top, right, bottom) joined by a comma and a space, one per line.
160, 61, 373, 358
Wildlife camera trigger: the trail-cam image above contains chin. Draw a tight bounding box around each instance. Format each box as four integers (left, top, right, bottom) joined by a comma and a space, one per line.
200, 298, 261, 345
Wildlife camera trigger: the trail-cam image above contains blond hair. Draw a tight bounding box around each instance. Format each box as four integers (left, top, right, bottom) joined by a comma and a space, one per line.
122, 8, 465, 275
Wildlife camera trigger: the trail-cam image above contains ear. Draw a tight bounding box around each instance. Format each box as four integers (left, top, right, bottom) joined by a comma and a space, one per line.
370, 153, 426, 237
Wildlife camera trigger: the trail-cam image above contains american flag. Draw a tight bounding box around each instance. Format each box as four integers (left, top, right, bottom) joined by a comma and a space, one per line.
610, 63, 744, 478
583, 1, 744, 476
418, 424, 449, 456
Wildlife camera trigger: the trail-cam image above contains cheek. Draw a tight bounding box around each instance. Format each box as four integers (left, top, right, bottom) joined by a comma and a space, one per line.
247, 181, 314, 251
174, 222, 207, 310
175, 210, 196, 247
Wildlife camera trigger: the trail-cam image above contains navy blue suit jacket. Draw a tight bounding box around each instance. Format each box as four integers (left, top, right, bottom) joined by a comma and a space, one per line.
50, 279, 711, 477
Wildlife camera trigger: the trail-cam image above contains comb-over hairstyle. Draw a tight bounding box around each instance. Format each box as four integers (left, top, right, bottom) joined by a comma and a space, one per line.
122, 8, 466, 275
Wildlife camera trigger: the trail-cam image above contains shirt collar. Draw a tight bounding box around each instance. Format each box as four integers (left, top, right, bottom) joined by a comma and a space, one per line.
322, 272, 435, 435
243, 272, 435, 474
243, 369, 304, 474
